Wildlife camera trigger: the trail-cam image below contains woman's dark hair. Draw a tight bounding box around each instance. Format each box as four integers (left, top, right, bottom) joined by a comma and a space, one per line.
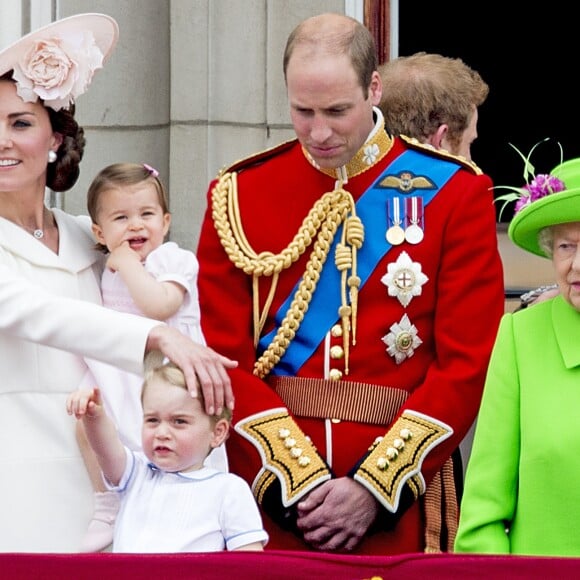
1, 71, 86, 192
46, 104, 86, 192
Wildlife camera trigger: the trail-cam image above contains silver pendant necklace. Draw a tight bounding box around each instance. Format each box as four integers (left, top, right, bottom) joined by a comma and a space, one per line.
17, 225, 45, 239
14, 208, 49, 239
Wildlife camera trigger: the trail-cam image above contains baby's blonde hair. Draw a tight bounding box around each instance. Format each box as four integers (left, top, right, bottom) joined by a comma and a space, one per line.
87, 162, 170, 254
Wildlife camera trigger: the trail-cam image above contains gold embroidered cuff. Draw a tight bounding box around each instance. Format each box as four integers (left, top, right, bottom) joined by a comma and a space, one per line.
253, 468, 277, 504
235, 408, 332, 507
353, 410, 452, 512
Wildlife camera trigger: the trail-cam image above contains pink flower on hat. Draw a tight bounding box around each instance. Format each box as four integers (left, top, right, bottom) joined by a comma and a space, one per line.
494, 138, 566, 220
514, 174, 566, 214
12, 30, 104, 111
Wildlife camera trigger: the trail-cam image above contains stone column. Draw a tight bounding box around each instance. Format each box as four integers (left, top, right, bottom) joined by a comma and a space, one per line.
58, 0, 171, 224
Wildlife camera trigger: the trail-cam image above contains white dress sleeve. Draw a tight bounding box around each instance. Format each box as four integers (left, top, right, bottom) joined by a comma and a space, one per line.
145, 241, 199, 291
145, 242, 205, 345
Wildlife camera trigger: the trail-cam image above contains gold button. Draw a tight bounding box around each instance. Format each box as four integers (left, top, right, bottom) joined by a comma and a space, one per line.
331, 418, 341, 424
329, 368, 343, 381
330, 345, 344, 359
331, 324, 343, 338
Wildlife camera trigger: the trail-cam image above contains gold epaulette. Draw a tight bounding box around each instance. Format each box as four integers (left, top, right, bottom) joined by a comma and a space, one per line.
218, 138, 299, 177
234, 408, 331, 507
353, 410, 453, 513
400, 134, 483, 175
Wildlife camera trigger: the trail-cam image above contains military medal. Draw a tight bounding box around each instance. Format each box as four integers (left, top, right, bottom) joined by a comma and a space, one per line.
387, 225, 405, 246
405, 196, 424, 244
386, 197, 405, 245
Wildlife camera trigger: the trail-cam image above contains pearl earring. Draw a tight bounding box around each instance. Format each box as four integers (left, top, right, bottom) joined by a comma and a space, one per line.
48, 150, 57, 163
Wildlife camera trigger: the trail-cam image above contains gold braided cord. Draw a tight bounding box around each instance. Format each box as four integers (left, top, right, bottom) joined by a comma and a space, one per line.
253, 193, 354, 378
334, 213, 364, 374
339, 215, 364, 348
253, 270, 281, 346
211, 171, 362, 379
214, 171, 332, 275
216, 171, 301, 345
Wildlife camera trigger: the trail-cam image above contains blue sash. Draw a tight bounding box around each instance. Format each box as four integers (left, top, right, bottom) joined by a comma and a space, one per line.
259, 149, 461, 375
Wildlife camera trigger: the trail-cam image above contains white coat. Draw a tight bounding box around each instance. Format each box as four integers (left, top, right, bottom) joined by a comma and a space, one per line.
0, 209, 158, 552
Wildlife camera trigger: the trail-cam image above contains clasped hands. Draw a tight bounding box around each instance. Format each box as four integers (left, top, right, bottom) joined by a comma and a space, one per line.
296, 477, 380, 552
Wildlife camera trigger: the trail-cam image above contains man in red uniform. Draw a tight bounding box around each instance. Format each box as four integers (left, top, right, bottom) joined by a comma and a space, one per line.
197, 12, 504, 554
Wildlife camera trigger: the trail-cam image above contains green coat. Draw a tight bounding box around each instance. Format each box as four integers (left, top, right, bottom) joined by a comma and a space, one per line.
454, 295, 580, 556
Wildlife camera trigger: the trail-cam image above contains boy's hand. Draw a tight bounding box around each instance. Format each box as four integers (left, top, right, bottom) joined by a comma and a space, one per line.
66, 387, 104, 419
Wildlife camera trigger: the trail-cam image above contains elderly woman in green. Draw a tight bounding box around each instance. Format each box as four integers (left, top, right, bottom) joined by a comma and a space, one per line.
454, 156, 580, 556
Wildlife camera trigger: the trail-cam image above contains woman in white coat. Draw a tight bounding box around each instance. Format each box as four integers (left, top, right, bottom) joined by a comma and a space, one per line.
0, 14, 235, 552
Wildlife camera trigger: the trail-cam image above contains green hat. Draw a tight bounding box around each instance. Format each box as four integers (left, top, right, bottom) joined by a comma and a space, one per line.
508, 158, 580, 258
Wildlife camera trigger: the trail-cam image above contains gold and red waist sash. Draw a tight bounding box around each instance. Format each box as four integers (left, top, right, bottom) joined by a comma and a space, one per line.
269, 375, 408, 425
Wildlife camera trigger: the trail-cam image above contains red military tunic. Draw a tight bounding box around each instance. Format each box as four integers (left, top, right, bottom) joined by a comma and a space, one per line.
197, 120, 504, 555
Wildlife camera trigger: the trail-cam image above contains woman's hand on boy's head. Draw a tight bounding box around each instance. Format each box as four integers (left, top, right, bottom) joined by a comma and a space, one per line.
146, 326, 237, 415
65, 387, 104, 419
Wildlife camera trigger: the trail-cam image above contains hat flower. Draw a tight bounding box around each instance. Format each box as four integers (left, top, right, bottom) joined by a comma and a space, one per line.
11, 29, 104, 111
494, 138, 565, 220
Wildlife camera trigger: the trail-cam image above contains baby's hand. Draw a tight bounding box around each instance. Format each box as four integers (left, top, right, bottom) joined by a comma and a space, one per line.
66, 387, 103, 420
106, 241, 141, 272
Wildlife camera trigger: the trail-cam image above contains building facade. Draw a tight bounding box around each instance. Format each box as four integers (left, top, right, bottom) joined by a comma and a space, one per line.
1, 0, 394, 250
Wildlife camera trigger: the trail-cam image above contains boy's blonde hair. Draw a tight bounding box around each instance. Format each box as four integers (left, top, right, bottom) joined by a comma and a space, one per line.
142, 351, 232, 423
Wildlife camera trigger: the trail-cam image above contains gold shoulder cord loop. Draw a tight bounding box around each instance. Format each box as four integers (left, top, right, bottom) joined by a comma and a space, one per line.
332, 178, 363, 374
211, 171, 363, 379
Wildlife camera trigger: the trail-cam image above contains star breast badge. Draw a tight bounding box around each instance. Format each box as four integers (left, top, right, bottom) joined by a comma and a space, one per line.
382, 314, 422, 364
381, 251, 428, 307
